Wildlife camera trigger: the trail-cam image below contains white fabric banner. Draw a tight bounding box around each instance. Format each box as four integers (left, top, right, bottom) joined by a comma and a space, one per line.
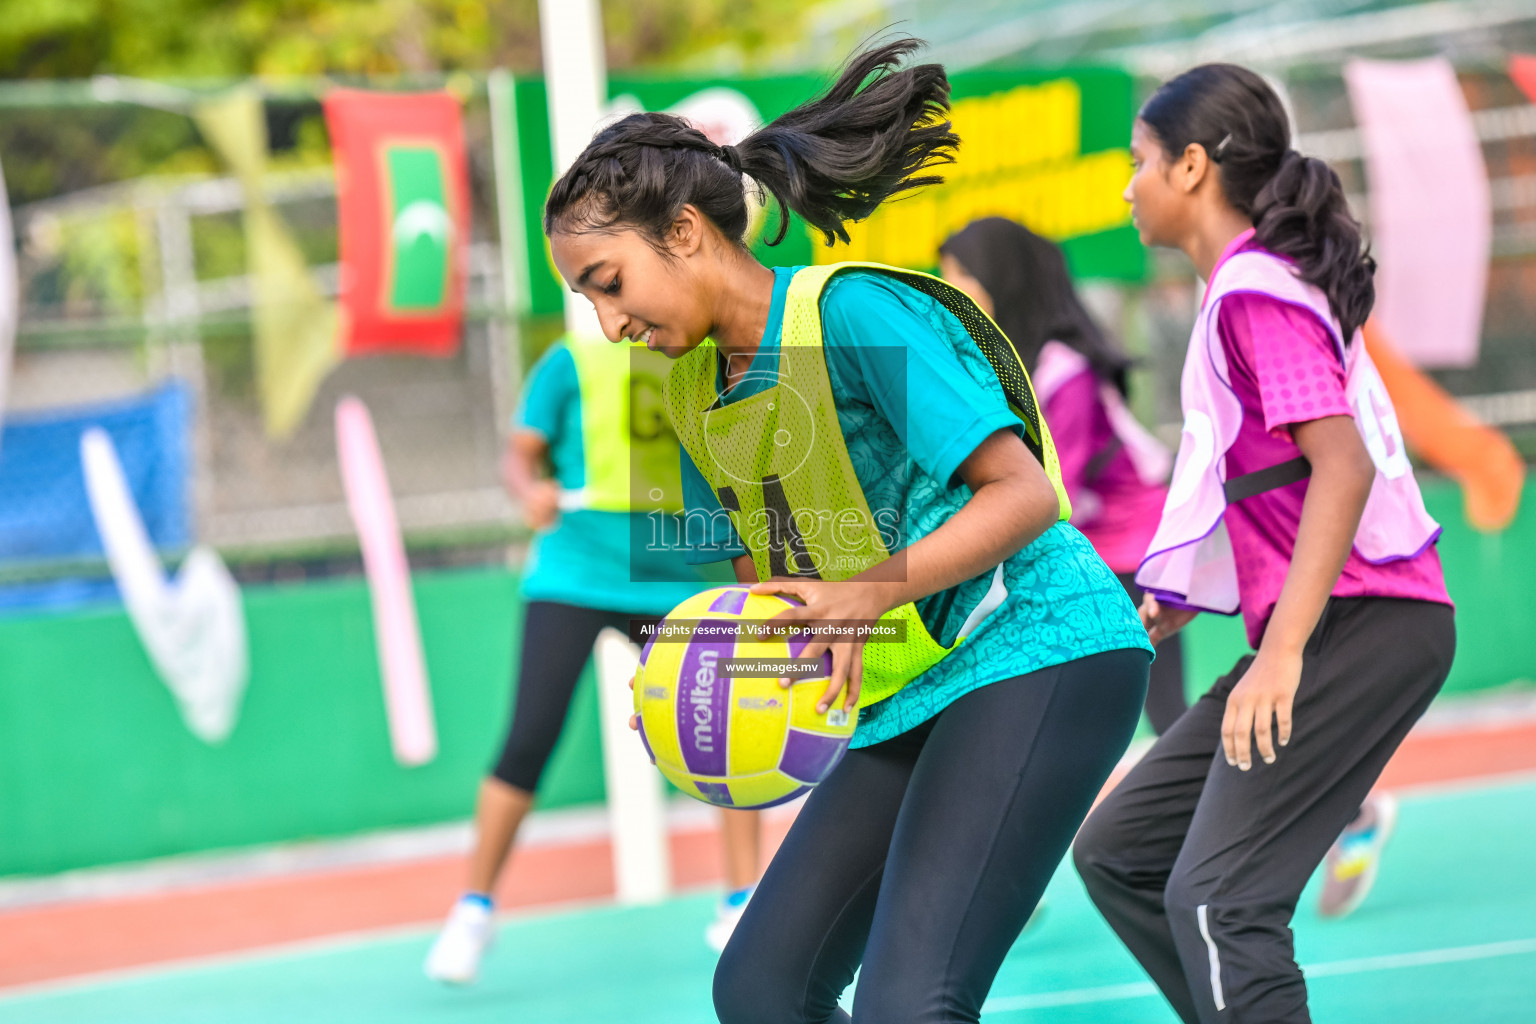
81, 428, 250, 743
1344, 58, 1491, 368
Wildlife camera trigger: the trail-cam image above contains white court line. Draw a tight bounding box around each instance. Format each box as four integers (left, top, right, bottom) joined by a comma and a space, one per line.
982, 937, 1536, 1013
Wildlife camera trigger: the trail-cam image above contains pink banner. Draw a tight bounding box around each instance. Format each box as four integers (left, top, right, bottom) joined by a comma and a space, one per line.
1344, 58, 1490, 368
336, 395, 438, 766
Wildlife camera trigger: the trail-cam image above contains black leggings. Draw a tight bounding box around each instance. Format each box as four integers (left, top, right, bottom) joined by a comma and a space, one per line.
713, 647, 1150, 1024
1116, 571, 1188, 734
491, 601, 661, 792
1074, 598, 1454, 1024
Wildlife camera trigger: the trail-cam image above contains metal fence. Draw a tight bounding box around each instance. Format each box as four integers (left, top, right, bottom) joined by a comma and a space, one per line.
4, 60, 1536, 582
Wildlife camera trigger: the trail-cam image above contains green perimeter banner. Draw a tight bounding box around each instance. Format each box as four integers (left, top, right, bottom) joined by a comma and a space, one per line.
502, 67, 1142, 317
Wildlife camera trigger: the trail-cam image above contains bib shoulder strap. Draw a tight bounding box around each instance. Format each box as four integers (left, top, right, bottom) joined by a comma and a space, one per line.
785, 261, 1069, 521
1207, 252, 1345, 352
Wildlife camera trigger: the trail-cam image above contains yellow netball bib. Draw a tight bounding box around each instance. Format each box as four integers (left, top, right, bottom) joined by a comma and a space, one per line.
663, 263, 1070, 709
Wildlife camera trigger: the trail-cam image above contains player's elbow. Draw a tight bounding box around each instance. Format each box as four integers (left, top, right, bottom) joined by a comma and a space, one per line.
1017, 470, 1061, 541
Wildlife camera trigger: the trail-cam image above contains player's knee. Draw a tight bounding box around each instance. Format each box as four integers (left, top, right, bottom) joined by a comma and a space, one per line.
712, 941, 771, 1024
1071, 805, 1118, 889
1162, 862, 1207, 920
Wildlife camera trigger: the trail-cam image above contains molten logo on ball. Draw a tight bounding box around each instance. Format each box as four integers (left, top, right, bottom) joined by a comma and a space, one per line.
690, 649, 719, 754
634, 585, 857, 809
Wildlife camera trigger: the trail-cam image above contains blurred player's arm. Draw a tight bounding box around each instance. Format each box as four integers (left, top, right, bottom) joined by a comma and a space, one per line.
502, 430, 561, 531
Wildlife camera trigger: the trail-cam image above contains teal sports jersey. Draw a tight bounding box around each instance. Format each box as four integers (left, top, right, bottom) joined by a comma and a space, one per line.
517, 343, 722, 615
679, 267, 1152, 746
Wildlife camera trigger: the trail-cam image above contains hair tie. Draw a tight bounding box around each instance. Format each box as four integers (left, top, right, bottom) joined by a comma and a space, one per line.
718, 144, 744, 174
1212, 133, 1233, 163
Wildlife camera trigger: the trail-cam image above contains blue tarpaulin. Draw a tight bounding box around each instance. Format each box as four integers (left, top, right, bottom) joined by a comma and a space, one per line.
0, 381, 191, 610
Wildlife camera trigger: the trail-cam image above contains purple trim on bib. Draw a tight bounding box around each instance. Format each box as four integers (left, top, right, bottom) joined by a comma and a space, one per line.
1140, 585, 1239, 617
1353, 526, 1443, 566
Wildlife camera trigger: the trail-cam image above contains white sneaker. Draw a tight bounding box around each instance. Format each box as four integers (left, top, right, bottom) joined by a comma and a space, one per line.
1318, 792, 1400, 918
424, 896, 495, 985
705, 886, 754, 952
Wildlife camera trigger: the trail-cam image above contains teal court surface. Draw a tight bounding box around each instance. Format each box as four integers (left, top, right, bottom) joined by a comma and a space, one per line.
3, 775, 1533, 1023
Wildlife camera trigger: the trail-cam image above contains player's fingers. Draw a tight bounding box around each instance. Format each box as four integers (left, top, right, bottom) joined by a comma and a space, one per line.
628, 713, 640, 732
1276, 695, 1294, 748
751, 578, 809, 602
757, 604, 811, 643
1254, 700, 1277, 764
1233, 701, 1255, 771
1139, 593, 1160, 630
843, 645, 864, 712
1221, 698, 1239, 766
818, 646, 851, 715
784, 634, 831, 690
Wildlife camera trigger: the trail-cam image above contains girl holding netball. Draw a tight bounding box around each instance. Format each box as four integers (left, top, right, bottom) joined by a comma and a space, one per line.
544, 38, 1153, 1023
423, 337, 758, 984
1072, 64, 1455, 1024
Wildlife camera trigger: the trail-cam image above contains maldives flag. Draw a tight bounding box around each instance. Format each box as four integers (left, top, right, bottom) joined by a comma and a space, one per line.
324, 90, 469, 357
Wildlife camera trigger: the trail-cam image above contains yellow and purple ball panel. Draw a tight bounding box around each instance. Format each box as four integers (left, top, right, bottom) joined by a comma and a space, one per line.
634, 585, 857, 809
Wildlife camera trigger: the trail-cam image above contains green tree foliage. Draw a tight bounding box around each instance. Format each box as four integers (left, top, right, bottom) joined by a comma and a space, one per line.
0, 0, 815, 79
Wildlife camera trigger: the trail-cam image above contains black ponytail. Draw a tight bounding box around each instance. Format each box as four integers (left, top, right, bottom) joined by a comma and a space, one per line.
544, 37, 957, 250
1140, 64, 1375, 339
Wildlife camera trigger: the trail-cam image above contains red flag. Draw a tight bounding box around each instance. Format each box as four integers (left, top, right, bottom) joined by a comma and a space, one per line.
324, 90, 469, 357
1512, 55, 1536, 105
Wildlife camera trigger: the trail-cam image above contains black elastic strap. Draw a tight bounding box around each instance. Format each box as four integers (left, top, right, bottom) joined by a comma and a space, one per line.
1223, 455, 1312, 502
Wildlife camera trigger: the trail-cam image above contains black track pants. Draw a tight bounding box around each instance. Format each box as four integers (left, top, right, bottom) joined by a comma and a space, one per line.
491, 601, 660, 792
713, 647, 1151, 1024
1073, 597, 1454, 1024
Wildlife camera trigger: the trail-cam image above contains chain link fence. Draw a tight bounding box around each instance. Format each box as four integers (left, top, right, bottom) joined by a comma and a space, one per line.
3, 62, 1536, 591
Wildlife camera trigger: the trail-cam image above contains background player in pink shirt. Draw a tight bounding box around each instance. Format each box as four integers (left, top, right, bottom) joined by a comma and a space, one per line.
1072, 64, 1456, 1024
940, 218, 1185, 734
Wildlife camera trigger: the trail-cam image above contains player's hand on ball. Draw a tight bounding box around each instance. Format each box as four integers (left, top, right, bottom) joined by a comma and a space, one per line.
628, 667, 639, 731
749, 578, 893, 716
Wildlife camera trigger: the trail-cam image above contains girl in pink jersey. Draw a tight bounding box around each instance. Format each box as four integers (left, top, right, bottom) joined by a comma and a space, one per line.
939, 218, 1184, 733
1072, 64, 1455, 1024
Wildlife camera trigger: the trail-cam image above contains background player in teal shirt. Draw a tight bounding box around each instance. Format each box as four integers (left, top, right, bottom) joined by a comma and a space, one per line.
423, 338, 757, 986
